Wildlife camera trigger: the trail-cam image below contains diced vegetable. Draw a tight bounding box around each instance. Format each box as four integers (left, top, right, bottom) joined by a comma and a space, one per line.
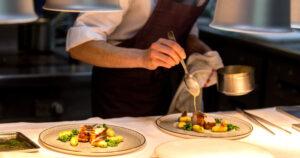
178, 122, 186, 129
179, 116, 191, 122
72, 129, 79, 136
58, 130, 73, 142
106, 128, 115, 137
221, 120, 228, 125
95, 140, 108, 148
192, 125, 204, 133
212, 125, 228, 132
106, 138, 119, 147
115, 135, 124, 143
70, 136, 78, 146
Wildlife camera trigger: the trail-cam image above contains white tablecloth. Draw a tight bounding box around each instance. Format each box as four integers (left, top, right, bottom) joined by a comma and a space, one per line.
0, 107, 299, 158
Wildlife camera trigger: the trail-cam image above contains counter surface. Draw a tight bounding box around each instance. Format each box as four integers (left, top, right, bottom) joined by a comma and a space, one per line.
0, 107, 299, 158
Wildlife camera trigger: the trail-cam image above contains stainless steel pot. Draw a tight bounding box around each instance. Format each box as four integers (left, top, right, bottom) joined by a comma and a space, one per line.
0, 0, 38, 24
43, 0, 122, 12
210, 0, 292, 33
217, 65, 255, 96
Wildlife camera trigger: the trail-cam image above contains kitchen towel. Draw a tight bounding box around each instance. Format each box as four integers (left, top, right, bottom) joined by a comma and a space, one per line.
168, 51, 224, 114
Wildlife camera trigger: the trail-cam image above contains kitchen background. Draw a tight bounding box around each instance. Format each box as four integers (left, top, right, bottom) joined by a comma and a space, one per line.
0, 0, 300, 122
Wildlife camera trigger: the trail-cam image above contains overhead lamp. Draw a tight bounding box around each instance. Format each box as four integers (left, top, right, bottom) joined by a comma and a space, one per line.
291, 0, 300, 29
0, 0, 38, 24
210, 0, 292, 33
43, 0, 122, 12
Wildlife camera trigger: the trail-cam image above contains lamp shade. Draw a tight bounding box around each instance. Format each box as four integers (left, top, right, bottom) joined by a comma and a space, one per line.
43, 0, 122, 12
292, 0, 300, 29
0, 0, 38, 24
210, 0, 292, 33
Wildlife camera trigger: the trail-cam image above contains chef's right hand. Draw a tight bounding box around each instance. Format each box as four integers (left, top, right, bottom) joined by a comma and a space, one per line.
143, 38, 186, 70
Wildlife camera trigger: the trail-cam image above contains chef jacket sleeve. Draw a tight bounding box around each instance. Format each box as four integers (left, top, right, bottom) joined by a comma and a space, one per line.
66, 1, 130, 51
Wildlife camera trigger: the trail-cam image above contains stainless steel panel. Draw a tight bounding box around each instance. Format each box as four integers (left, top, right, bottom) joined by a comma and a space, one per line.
210, 0, 292, 33
43, 0, 122, 12
0, 0, 38, 24
292, 0, 300, 29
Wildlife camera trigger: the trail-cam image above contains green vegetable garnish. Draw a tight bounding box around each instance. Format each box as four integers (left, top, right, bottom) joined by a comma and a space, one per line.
215, 118, 222, 124
105, 139, 119, 147
97, 124, 108, 129
183, 123, 193, 131
72, 129, 79, 136
105, 136, 122, 147
227, 124, 239, 131
58, 129, 78, 142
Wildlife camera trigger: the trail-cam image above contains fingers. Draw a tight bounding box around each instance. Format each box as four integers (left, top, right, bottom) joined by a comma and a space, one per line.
158, 38, 186, 59
150, 49, 177, 66
153, 58, 173, 69
145, 38, 187, 70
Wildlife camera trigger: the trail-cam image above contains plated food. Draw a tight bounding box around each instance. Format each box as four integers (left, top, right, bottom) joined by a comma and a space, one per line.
156, 113, 253, 139
177, 111, 239, 133
39, 124, 146, 156
57, 124, 123, 148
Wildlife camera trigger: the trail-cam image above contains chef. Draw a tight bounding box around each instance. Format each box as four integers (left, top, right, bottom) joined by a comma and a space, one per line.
67, 0, 219, 118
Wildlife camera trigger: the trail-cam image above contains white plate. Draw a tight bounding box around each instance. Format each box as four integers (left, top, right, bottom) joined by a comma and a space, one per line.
156, 113, 253, 139
154, 139, 274, 158
39, 124, 146, 156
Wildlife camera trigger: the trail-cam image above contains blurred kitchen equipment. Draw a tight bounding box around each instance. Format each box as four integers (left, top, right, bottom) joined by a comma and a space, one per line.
167, 31, 200, 97
237, 108, 275, 135
276, 106, 300, 121
0, 0, 38, 24
0, 132, 40, 152
292, 0, 300, 29
237, 108, 292, 135
217, 65, 255, 96
43, 0, 122, 12
210, 0, 292, 33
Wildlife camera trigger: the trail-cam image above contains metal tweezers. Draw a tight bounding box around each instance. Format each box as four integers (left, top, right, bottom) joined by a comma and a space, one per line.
236, 108, 292, 135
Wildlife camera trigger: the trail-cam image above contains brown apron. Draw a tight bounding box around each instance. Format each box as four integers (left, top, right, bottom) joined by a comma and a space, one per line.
92, 0, 209, 118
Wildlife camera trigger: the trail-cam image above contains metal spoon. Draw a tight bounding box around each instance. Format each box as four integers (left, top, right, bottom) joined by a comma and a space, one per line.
167, 31, 200, 97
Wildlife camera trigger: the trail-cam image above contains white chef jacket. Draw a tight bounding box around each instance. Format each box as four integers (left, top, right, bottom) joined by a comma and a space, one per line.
66, 0, 201, 51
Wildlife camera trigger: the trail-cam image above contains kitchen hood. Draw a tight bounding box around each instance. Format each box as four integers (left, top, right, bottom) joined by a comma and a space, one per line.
210, 0, 292, 33
43, 0, 122, 12
0, 0, 38, 24
292, 0, 300, 29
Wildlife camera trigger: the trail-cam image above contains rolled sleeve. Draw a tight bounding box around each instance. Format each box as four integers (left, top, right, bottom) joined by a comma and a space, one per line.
66, 0, 130, 51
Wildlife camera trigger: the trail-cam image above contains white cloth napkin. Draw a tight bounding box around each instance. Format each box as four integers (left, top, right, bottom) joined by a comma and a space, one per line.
167, 51, 224, 114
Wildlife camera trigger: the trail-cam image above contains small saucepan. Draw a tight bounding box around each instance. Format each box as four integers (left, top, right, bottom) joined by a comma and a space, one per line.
217, 65, 255, 96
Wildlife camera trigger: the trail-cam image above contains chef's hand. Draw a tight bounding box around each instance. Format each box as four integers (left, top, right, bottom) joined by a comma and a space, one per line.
143, 38, 186, 70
